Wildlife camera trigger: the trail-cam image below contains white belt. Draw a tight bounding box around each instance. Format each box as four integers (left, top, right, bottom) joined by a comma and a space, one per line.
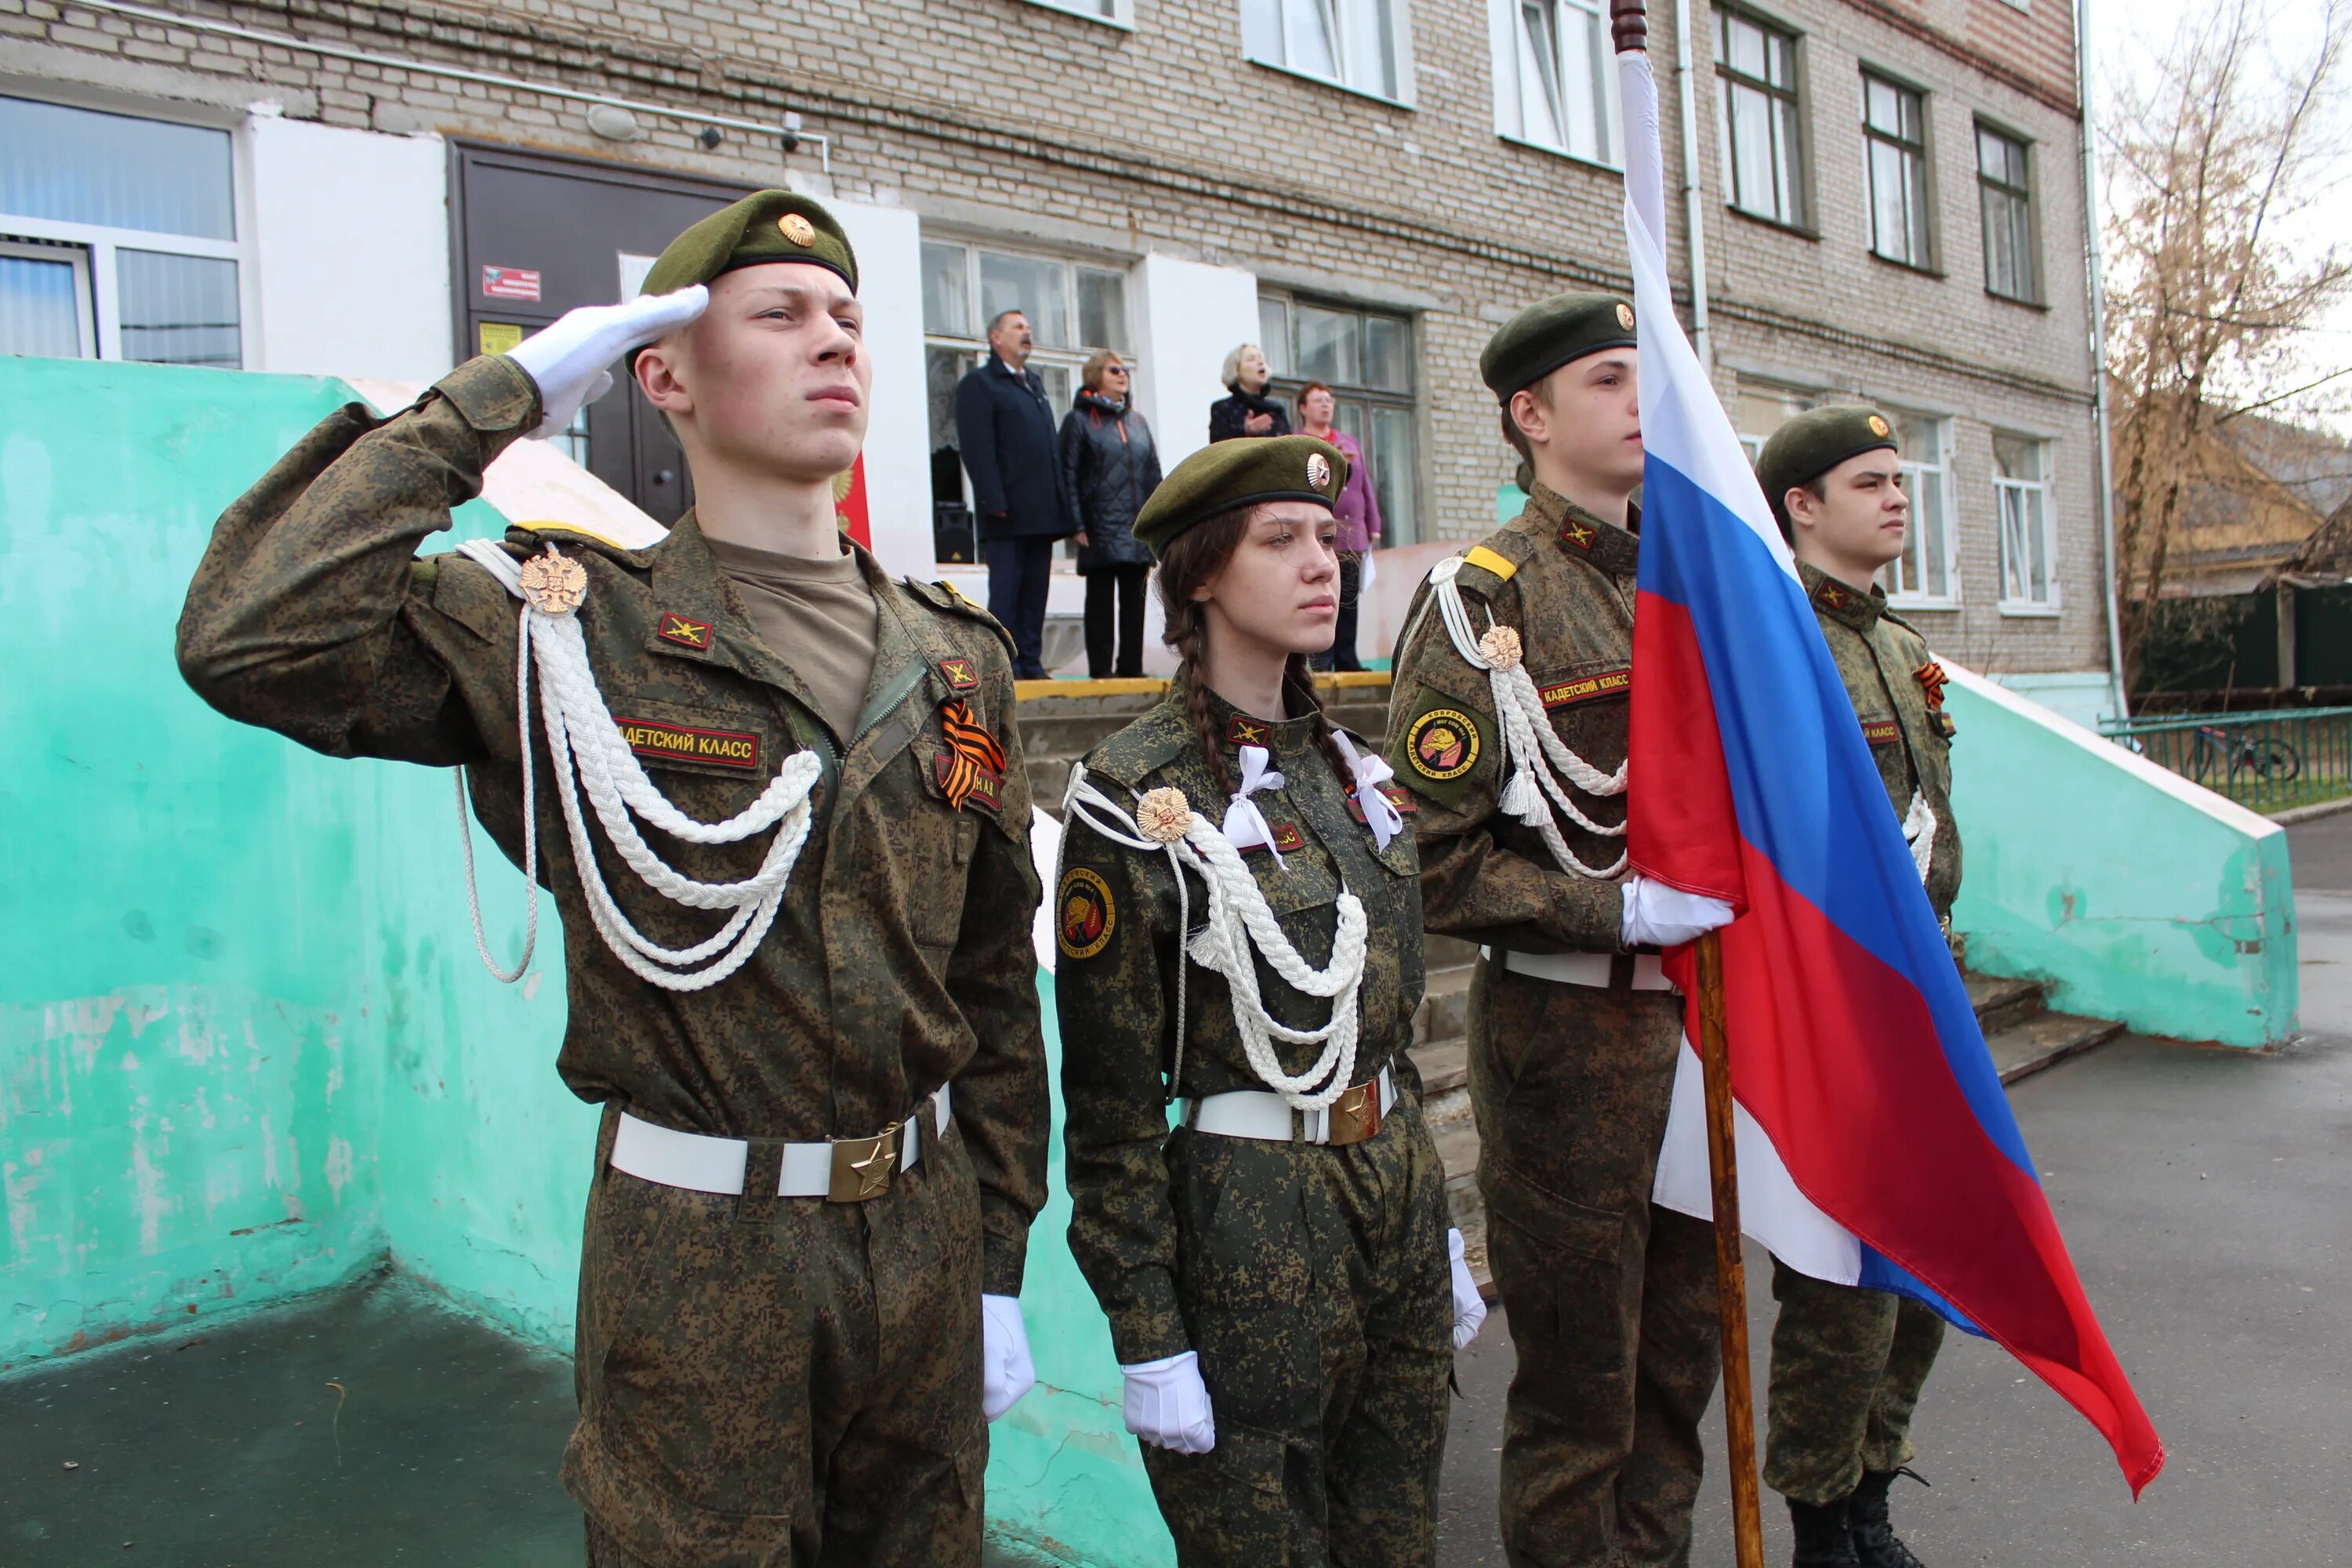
1181, 1066, 1398, 1146
610, 1087, 951, 1203
1481, 946, 1677, 992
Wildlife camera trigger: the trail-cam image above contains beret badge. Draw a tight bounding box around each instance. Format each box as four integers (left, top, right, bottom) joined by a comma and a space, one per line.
1306, 452, 1332, 490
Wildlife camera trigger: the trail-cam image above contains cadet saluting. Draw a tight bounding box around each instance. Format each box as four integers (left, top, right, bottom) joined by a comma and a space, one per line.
1383, 292, 1734, 1567
1055, 435, 1486, 1565
1755, 406, 1961, 1568
176, 192, 1049, 1566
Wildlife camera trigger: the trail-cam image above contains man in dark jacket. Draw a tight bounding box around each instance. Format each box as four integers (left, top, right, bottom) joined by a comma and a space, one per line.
955, 309, 1076, 678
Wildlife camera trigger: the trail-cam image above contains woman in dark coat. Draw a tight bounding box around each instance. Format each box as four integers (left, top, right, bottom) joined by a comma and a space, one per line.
1061, 351, 1165, 679
1207, 343, 1292, 443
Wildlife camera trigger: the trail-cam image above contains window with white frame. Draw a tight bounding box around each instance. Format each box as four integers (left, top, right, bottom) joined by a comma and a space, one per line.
1994, 432, 2058, 609
1258, 291, 1423, 546
1864, 74, 1933, 269
0, 95, 243, 367
1882, 412, 1957, 603
920, 238, 1131, 537
1021, 0, 1132, 23
1977, 124, 2039, 303
1241, 0, 1410, 102
1492, 0, 1620, 165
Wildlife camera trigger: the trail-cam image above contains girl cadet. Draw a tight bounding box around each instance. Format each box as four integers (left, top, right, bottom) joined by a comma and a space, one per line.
1054, 434, 1486, 1566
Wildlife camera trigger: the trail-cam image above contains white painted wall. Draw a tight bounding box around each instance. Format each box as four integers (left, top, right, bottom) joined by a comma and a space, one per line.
831, 199, 933, 581
1132, 252, 1261, 474
245, 116, 452, 383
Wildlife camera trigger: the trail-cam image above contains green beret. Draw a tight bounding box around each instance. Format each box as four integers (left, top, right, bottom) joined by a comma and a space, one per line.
640, 190, 858, 300
1480, 291, 1638, 402
1134, 434, 1348, 558
1756, 405, 1900, 523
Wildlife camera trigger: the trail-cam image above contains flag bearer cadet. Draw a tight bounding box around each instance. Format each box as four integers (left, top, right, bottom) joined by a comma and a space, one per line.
1055, 435, 1489, 1566
176, 191, 1050, 1567
1754, 405, 1962, 1568
1382, 292, 1734, 1567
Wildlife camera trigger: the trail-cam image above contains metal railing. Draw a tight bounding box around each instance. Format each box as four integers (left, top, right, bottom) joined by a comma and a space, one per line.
2100, 706, 2352, 815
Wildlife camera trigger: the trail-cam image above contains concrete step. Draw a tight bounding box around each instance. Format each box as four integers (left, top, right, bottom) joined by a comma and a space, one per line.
1413, 961, 1473, 1052
1987, 1009, 2126, 1085
1966, 970, 2047, 1039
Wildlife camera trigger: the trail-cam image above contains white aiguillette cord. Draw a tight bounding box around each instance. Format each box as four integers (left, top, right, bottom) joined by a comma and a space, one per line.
449, 539, 822, 992
1062, 764, 1368, 1112
1426, 554, 1629, 878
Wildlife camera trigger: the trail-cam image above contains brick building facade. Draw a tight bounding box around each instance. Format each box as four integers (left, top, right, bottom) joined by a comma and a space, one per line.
0, 0, 2116, 717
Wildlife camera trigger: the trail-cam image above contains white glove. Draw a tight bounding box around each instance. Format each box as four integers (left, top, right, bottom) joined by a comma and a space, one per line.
981, 1294, 1036, 1421
502, 285, 709, 439
1620, 874, 1736, 949
1449, 1228, 1488, 1350
1120, 1350, 1217, 1454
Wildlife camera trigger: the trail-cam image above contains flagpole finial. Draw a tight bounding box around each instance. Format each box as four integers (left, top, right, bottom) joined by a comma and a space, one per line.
1610, 0, 1646, 53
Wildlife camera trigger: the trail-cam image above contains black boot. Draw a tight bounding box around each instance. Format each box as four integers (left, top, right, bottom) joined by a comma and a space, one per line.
1848, 1468, 1929, 1568
1788, 1496, 1860, 1567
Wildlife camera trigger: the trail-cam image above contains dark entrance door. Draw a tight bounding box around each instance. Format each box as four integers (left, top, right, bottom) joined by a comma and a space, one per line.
450, 143, 750, 524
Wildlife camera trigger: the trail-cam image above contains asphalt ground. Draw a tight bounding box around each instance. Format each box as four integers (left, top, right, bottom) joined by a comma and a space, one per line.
7, 813, 2348, 1566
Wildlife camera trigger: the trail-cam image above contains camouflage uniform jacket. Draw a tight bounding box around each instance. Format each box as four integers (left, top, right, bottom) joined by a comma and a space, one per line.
1383, 482, 1637, 952
1797, 561, 1963, 921
1056, 686, 1425, 1363
176, 355, 1049, 1293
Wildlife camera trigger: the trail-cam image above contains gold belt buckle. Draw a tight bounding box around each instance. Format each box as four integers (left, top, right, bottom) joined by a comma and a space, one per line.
828, 1122, 903, 1203
1326, 1078, 1384, 1147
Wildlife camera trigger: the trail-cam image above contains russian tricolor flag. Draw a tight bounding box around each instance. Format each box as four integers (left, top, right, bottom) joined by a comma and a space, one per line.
1613, 45, 2163, 1494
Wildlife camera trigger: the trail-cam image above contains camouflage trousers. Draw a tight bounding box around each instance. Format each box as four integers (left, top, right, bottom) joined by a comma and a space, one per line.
1143, 1094, 1455, 1566
1763, 1261, 1945, 1506
1469, 959, 1722, 1568
562, 1104, 986, 1567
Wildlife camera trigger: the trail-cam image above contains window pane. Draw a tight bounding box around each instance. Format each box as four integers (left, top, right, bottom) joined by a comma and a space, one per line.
1774, 96, 1805, 226
927, 346, 973, 505
1559, 0, 1613, 161
920, 241, 970, 338
1283, 0, 1339, 78
1339, 0, 1398, 97
1258, 296, 1293, 375
978, 251, 1069, 349
1076, 267, 1127, 350
118, 249, 238, 368
1363, 314, 1412, 391
1896, 414, 1943, 466
1870, 140, 1910, 259
1727, 16, 1766, 78
1910, 475, 1949, 597
1732, 84, 1777, 216
1297, 303, 1359, 384
1767, 31, 1792, 87
1335, 399, 1367, 447
1519, 0, 1566, 147
1370, 405, 1418, 545
1242, 0, 1283, 60
1865, 77, 1900, 134
1903, 147, 1930, 261
1994, 432, 2042, 481
0, 96, 234, 240
0, 249, 86, 358
1978, 127, 2005, 180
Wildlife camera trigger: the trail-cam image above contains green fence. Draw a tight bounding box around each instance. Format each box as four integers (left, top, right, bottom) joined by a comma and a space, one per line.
2100, 707, 2352, 815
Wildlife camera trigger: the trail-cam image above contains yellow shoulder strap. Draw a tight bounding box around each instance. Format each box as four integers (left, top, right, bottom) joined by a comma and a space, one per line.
1464, 544, 1519, 582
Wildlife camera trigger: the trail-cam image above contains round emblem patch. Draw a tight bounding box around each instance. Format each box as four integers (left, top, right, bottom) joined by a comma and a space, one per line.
778, 212, 818, 247
1616, 302, 1636, 331
1306, 452, 1332, 490
1057, 866, 1116, 961
1406, 706, 1481, 782
1868, 414, 1892, 438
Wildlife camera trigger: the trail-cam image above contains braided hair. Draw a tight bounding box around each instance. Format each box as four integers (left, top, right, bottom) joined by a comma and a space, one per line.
1156, 506, 1357, 798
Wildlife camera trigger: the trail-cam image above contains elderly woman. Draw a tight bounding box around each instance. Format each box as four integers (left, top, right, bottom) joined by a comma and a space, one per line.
1294, 382, 1383, 671
1207, 343, 1291, 443
1059, 350, 1164, 679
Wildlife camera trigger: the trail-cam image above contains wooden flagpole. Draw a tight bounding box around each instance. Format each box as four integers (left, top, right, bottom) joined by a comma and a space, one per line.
1606, 2, 1764, 1556
1695, 930, 1766, 1568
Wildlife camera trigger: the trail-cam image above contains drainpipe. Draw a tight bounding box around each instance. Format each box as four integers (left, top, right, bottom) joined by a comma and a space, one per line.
2078, 0, 2129, 720
1674, 0, 1714, 370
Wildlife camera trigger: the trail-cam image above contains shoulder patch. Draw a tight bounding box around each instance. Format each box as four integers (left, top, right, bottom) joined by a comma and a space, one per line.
1388, 684, 1493, 811
903, 575, 1017, 663
1056, 866, 1116, 960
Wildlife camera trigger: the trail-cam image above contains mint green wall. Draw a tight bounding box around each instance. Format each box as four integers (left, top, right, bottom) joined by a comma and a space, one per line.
2, 361, 391, 1365
1946, 669, 2297, 1048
